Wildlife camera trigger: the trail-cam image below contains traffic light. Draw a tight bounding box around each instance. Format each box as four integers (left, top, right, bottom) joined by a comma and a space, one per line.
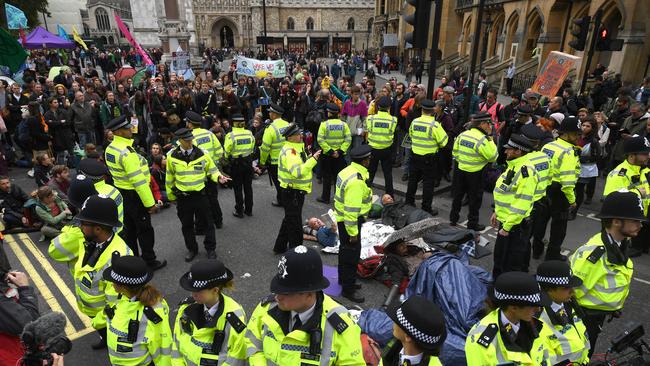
568, 16, 591, 51
403, 0, 432, 49
595, 26, 624, 51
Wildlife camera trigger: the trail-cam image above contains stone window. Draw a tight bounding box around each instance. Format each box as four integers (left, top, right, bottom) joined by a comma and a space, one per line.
306, 17, 314, 30
83, 23, 90, 37
287, 17, 295, 30
95, 7, 110, 31
347, 17, 355, 31
367, 18, 373, 32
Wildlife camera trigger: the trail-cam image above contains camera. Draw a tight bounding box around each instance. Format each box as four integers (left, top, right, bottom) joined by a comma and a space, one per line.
20, 312, 72, 366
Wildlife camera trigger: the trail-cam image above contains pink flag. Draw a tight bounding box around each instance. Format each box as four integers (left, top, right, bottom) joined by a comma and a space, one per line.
114, 12, 154, 66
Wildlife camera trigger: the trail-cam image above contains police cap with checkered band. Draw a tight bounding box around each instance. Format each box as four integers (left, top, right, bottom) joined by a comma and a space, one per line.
103, 255, 153, 286
180, 259, 234, 291
536, 260, 582, 288
270, 245, 330, 294
490, 271, 544, 307
76, 194, 122, 228
388, 296, 447, 351
598, 190, 647, 221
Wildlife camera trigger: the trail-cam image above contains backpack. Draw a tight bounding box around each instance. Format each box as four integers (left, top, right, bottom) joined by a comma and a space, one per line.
357, 255, 387, 279
15, 118, 31, 148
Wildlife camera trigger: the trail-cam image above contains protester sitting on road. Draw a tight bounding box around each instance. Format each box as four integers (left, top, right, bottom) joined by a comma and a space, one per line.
0, 176, 31, 231
34, 152, 54, 187
33, 186, 72, 240
302, 217, 338, 247
46, 165, 71, 205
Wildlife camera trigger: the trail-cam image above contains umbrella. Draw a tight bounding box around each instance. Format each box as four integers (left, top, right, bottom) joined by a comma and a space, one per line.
115, 65, 136, 80
382, 218, 441, 248
5, 4, 27, 30
47, 66, 70, 81
0, 76, 16, 86
132, 68, 148, 87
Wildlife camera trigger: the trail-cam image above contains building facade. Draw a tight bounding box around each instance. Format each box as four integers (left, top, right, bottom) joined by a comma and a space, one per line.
385, 0, 648, 90
192, 0, 374, 56
80, 0, 134, 46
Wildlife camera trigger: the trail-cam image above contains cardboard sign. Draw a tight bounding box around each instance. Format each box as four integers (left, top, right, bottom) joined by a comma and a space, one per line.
531, 51, 580, 97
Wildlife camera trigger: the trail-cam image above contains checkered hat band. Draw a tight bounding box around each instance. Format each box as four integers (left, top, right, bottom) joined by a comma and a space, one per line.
111, 271, 148, 285
494, 289, 540, 303
396, 308, 441, 345
192, 273, 228, 288
536, 275, 569, 286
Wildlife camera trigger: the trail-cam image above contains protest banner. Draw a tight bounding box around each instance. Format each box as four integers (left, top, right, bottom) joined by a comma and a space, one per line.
171, 47, 194, 80
531, 51, 580, 97
236, 56, 286, 78
114, 12, 154, 66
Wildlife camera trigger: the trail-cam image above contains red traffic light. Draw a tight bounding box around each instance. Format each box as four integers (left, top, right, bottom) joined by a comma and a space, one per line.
600, 28, 608, 38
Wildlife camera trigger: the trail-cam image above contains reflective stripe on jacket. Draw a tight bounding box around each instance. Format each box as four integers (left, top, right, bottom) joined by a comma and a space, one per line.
538, 306, 590, 365
409, 114, 448, 156
278, 141, 317, 192
493, 154, 538, 231
192, 128, 224, 162
452, 127, 497, 172
224, 128, 255, 158
526, 151, 552, 201
317, 118, 352, 153
260, 118, 289, 165
542, 138, 580, 204
366, 111, 397, 149
165, 147, 221, 201
104, 135, 155, 207
334, 163, 372, 236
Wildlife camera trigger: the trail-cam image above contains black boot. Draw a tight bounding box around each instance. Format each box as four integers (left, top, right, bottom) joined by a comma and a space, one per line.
342, 289, 365, 303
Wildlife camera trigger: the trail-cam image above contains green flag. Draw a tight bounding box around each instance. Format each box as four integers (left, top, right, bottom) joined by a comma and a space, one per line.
0, 28, 28, 73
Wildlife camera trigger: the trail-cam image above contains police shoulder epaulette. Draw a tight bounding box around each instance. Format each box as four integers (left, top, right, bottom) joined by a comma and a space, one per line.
178, 296, 195, 306
260, 294, 276, 306
587, 245, 606, 264
226, 312, 247, 333
126, 145, 136, 153
357, 173, 363, 180
143, 306, 163, 324
618, 168, 627, 177
327, 312, 349, 334
521, 166, 529, 178
477, 323, 498, 348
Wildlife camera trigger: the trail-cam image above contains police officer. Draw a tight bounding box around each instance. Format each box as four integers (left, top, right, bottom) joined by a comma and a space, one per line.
404, 99, 449, 215
450, 112, 498, 230
570, 190, 643, 355
367, 95, 397, 196
74, 194, 132, 349
490, 134, 539, 277
102, 255, 172, 365
335, 144, 373, 303
224, 113, 255, 218
316, 103, 351, 204
603, 136, 650, 257
78, 158, 124, 230
166, 128, 230, 262
260, 103, 289, 206
536, 260, 590, 365
172, 259, 247, 366
382, 296, 447, 366
535, 117, 581, 261
104, 115, 166, 270
186, 111, 225, 230
465, 272, 555, 365
273, 124, 321, 253
48, 174, 97, 271
244, 245, 365, 365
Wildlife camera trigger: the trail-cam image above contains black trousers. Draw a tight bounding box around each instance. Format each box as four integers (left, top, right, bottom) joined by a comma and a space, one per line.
406, 153, 435, 211
177, 192, 216, 252
450, 165, 484, 226
268, 164, 282, 204
118, 188, 156, 263
581, 308, 609, 358
575, 177, 596, 209
493, 220, 530, 278
338, 219, 363, 292
273, 188, 305, 253
320, 153, 346, 201
368, 147, 394, 195
231, 160, 254, 215
532, 183, 569, 260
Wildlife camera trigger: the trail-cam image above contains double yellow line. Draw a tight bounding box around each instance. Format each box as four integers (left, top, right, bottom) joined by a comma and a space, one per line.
5, 233, 95, 341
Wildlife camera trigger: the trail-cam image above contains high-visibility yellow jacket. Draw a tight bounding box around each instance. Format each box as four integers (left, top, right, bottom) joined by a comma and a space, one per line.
366, 111, 397, 149
570, 232, 633, 311
334, 162, 372, 237
244, 294, 365, 366
465, 309, 555, 366
260, 118, 289, 165
493, 154, 538, 231
452, 127, 497, 172
526, 150, 552, 202
542, 138, 580, 204
49, 223, 84, 272
317, 118, 352, 154
378, 339, 443, 366
105, 135, 155, 207
106, 297, 173, 366
409, 115, 449, 156
278, 141, 317, 193
538, 303, 590, 365
604, 160, 650, 214
94, 180, 124, 230
165, 147, 221, 201
171, 294, 247, 366
191, 127, 224, 163
73, 234, 131, 324
224, 127, 255, 158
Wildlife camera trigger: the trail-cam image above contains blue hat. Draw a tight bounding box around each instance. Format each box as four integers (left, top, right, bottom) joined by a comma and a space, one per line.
105, 115, 131, 131
78, 158, 108, 179
421, 99, 435, 110
185, 111, 203, 125
175, 128, 194, 141
377, 96, 392, 109
326, 103, 340, 113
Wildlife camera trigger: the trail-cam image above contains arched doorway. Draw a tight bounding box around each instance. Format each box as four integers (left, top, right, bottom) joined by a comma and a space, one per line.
488, 11, 505, 59
596, 1, 623, 67
210, 18, 239, 48
461, 16, 472, 56
503, 11, 520, 61
524, 9, 543, 61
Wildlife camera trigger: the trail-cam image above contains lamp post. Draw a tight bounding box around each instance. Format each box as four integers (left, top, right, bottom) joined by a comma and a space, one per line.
261, 0, 268, 57
559, 0, 574, 52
